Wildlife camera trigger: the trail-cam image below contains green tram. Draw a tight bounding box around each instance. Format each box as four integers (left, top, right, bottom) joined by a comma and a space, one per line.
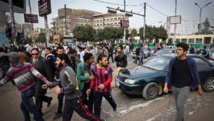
146, 34, 214, 48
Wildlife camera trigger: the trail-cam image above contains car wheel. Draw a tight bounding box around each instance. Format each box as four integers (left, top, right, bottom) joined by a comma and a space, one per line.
203, 77, 214, 92
142, 82, 159, 100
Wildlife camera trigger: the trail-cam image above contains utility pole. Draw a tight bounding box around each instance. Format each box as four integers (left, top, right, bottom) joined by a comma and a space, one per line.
53, 21, 56, 33
9, 0, 17, 46
195, 2, 211, 34
174, 0, 177, 43
44, 15, 50, 47
123, 0, 126, 43
143, 2, 146, 43
64, 4, 67, 35
28, 0, 35, 47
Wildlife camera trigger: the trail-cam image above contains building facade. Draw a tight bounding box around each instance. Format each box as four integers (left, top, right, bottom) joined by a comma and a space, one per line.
51, 8, 100, 35
50, 8, 128, 35
93, 13, 124, 29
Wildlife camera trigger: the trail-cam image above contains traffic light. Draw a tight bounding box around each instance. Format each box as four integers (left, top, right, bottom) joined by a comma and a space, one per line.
6, 27, 12, 38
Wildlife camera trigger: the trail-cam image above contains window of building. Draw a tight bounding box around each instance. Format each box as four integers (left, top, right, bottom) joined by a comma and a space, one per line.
188, 38, 194, 43
196, 38, 202, 43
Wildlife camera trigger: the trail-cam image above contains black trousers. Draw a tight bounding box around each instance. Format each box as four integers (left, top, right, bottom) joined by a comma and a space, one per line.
81, 82, 94, 112
57, 93, 64, 113
94, 91, 117, 118
63, 97, 101, 121
35, 89, 52, 114
107, 54, 114, 63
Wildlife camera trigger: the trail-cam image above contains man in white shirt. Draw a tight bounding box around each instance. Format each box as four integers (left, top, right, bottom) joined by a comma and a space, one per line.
126, 44, 130, 60
78, 45, 86, 62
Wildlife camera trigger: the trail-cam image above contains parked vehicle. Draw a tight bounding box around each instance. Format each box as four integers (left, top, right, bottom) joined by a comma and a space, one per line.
130, 47, 151, 59
147, 49, 176, 61
209, 47, 214, 60
197, 44, 214, 54
115, 54, 214, 100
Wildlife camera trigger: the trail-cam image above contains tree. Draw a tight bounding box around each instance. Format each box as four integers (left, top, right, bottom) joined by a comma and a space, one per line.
131, 29, 137, 35
37, 33, 46, 43
200, 18, 212, 34
73, 25, 95, 42
139, 25, 167, 43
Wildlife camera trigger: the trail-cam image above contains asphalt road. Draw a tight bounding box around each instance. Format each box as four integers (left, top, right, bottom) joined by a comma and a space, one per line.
0, 59, 214, 121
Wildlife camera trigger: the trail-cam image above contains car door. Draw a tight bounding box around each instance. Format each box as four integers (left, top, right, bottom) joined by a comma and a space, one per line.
192, 57, 212, 85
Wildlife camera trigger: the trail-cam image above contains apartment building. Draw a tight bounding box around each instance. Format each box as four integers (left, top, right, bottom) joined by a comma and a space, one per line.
93, 13, 125, 29
51, 8, 100, 35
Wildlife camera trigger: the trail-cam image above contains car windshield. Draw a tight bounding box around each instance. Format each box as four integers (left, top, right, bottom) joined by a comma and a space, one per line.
154, 49, 170, 56
143, 57, 170, 70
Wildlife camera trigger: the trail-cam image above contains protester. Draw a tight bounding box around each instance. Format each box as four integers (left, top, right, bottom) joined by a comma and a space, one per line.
87, 54, 117, 118
0, 52, 52, 121
77, 53, 95, 112
30, 48, 54, 116
45, 53, 104, 121
163, 42, 203, 121
114, 45, 127, 87
67, 49, 81, 73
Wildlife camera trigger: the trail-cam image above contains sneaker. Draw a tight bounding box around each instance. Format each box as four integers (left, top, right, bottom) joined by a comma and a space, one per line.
53, 112, 62, 119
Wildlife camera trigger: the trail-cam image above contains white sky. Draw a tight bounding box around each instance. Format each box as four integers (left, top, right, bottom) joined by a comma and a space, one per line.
12, 0, 214, 34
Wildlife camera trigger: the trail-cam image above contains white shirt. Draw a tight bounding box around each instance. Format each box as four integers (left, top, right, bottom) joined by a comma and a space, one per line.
80, 51, 85, 62
126, 45, 130, 53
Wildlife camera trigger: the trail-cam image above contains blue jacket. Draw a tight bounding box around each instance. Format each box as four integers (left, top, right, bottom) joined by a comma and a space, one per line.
165, 56, 201, 90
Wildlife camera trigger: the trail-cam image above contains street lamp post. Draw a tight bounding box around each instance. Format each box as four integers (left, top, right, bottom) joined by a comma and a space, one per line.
195, 2, 211, 34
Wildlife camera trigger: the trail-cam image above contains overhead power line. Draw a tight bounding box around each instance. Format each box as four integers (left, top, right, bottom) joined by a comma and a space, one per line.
146, 3, 168, 17
94, 0, 144, 6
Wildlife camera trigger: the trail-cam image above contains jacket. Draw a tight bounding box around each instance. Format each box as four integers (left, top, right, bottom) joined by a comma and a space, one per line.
165, 56, 201, 90
115, 52, 127, 68
77, 62, 93, 90
60, 65, 82, 100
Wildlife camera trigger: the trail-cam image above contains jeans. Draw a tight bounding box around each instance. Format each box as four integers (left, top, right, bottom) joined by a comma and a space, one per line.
20, 86, 44, 121
172, 86, 190, 121
94, 91, 117, 118
107, 54, 114, 63
134, 55, 139, 64
139, 54, 144, 65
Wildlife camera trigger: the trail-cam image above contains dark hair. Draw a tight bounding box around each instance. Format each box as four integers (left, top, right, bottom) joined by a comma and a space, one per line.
176, 42, 189, 51
118, 45, 123, 50
68, 49, 77, 54
84, 53, 93, 62
57, 53, 70, 64
97, 54, 106, 63
31, 48, 39, 53
45, 47, 52, 51
56, 46, 64, 51
0, 47, 4, 52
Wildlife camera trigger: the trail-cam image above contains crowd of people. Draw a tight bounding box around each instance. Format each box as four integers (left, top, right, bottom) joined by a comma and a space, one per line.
0, 42, 132, 121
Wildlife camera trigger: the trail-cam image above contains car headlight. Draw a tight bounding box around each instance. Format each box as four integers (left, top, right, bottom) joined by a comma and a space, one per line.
124, 79, 136, 84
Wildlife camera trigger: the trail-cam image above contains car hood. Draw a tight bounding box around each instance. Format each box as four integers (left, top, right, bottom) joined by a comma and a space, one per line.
119, 66, 159, 79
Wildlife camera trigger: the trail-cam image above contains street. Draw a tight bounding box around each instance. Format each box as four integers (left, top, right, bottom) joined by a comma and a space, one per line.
0, 59, 214, 121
